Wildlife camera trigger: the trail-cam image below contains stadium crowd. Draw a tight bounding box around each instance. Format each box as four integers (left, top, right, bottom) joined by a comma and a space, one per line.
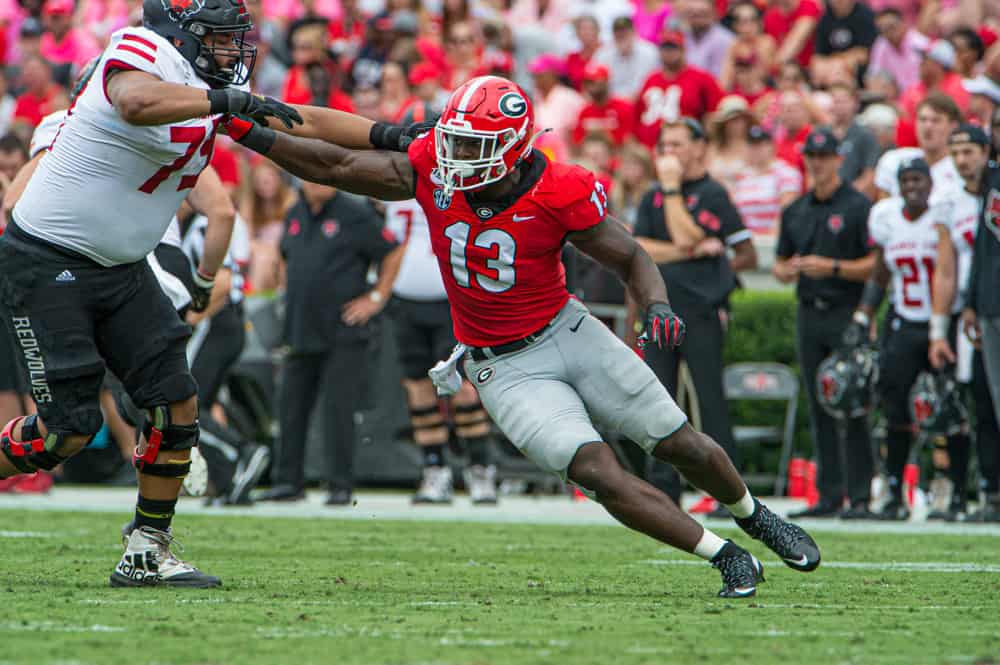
1, 0, 1000, 521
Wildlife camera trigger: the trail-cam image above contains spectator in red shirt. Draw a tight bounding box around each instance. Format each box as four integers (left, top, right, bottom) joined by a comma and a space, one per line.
282, 20, 354, 111
398, 60, 447, 121
379, 60, 413, 122
39, 0, 99, 74
440, 20, 482, 89
763, 0, 821, 69
565, 14, 601, 91
719, 1, 776, 91
13, 54, 61, 128
898, 40, 970, 120
633, 28, 723, 148
773, 90, 812, 176
328, 0, 368, 60
572, 63, 634, 148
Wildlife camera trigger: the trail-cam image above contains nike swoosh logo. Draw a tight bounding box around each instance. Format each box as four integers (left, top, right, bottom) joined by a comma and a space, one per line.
569, 316, 585, 332
732, 586, 756, 596
783, 554, 809, 567
512, 214, 535, 222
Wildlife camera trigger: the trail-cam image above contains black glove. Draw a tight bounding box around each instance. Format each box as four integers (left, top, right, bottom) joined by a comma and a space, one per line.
369, 116, 439, 152
639, 302, 686, 350
189, 267, 214, 313
208, 89, 303, 129
841, 312, 869, 348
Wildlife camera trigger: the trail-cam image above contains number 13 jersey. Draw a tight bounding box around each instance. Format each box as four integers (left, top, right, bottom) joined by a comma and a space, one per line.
408, 134, 607, 347
14, 26, 242, 267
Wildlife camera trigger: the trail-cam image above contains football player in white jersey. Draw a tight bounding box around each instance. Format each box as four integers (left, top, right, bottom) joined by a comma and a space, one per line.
873, 93, 961, 202
385, 199, 500, 505
0, 0, 300, 588
929, 125, 999, 521
848, 156, 966, 520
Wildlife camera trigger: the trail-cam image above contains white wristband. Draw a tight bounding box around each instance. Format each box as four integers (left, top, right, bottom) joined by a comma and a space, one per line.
368, 290, 384, 304
852, 310, 870, 327
929, 314, 949, 341
192, 268, 215, 289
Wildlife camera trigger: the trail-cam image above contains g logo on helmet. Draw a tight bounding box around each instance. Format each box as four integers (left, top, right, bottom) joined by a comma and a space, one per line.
162, 0, 205, 19
498, 92, 528, 119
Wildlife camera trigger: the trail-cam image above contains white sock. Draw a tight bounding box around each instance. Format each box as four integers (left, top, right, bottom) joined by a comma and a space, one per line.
693, 528, 727, 561
725, 490, 756, 519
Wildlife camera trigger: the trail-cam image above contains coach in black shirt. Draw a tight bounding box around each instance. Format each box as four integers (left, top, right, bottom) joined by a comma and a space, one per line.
632, 118, 757, 508
261, 182, 402, 506
774, 127, 875, 518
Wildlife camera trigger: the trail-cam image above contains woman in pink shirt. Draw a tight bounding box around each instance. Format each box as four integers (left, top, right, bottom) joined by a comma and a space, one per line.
632, 0, 671, 44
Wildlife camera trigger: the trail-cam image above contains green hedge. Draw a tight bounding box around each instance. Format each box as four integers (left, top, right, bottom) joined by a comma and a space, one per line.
723, 289, 815, 475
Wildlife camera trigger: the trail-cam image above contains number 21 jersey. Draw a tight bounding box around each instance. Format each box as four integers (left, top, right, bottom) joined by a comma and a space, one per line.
868, 197, 946, 323
408, 134, 607, 347
14, 26, 240, 267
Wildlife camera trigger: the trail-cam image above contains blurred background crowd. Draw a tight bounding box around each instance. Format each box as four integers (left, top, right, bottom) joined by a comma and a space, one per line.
2, 0, 1000, 513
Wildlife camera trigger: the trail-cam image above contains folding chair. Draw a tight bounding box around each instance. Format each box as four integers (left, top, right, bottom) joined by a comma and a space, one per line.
723, 363, 799, 496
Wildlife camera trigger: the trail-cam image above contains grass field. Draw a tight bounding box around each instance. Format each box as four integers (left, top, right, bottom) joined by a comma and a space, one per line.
1, 508, 998, 665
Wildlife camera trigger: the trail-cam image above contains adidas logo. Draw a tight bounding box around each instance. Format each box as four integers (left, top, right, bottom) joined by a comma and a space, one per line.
55, 270, 75, 282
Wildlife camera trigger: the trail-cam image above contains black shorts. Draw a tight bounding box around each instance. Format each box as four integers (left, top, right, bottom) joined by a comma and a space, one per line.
390, 296, 456, 380
0, 315, 26, 393
877, 311, 933, 426
0, 224, 195, 434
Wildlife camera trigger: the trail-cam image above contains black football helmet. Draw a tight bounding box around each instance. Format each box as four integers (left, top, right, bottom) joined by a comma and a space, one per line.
143, 0, 256, 88
816, 344, 879, 419
909, 370, 969, 436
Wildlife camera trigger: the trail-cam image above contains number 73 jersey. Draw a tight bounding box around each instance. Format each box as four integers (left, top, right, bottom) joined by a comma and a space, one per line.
13, 26, 239, 267
868, 197, 947, 323
408, 134, 607, 347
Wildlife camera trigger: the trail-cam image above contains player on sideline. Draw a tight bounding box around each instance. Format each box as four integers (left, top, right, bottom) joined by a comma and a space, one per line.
0, 0, 300, 587
227, 76, 821, 598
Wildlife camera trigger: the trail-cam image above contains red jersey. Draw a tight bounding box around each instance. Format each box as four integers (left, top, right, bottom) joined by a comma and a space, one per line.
408, 133, 607, 347
634, 67, 722, 147
763, 0, 821, 68
572, 97, 635, 146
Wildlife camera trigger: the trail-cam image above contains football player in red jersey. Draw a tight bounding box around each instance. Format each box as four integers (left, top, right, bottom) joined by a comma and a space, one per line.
228, 76, 821, 598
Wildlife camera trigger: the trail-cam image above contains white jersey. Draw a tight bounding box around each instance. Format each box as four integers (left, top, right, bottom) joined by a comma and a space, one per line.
874, 147, 961, 202
385, 199, 447, 300
869, 197, 946, 322
937, 186, 980, 312
13, 26, 241, 267
180, 213, 250, 305
29, 110, 66, 158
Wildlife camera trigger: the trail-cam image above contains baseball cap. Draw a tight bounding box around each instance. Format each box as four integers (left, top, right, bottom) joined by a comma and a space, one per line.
42, 0, 74, 16
802, 127, 841, 155
948, 123, 990, 147
408, 61, 440, 87
747, 125, 771, 142
528, 53, 565, 76
917, 39, 956, 69
962, 75, 1000, 104
659, 29, 685, 48
481, 50, 514, 74
897, 156, 931, 179
582, 62, 609, 82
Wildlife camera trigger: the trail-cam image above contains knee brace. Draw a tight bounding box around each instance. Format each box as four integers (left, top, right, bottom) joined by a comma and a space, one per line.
0, 415, 75, 473
133, 405, 199, 478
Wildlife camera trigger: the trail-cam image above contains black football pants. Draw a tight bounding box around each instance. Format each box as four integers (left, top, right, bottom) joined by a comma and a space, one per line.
797, 303, 873, 506
275, 341, 368, 493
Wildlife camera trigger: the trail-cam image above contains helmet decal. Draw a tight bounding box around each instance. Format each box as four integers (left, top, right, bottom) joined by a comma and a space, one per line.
162, 0, 204, 20
498, 92, 528, 118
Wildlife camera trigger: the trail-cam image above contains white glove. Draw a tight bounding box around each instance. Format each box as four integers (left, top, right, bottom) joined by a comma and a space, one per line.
428, 344, 467, 396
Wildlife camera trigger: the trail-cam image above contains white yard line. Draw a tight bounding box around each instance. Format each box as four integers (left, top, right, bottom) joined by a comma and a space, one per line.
1, 487, 1000, 536
639, 559, 1000, 573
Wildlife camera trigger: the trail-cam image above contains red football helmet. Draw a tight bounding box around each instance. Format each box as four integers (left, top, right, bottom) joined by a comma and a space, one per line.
434, 76, 535, 194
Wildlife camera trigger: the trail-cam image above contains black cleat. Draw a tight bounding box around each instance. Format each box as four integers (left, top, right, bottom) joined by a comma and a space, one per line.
736, 499, 821, 572
711, 541, 764, 598
789, 500, 841, 519
875, 497, 910, 521
839, 502, 877, 520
